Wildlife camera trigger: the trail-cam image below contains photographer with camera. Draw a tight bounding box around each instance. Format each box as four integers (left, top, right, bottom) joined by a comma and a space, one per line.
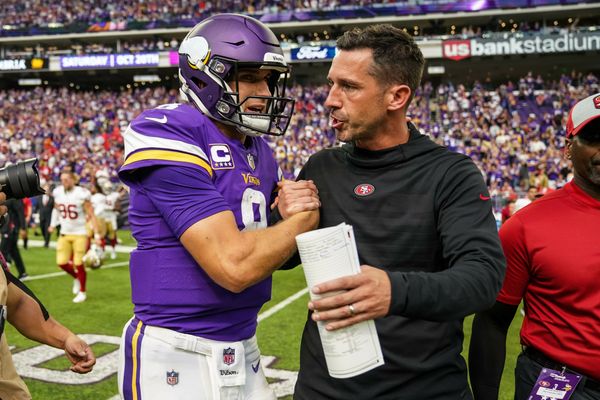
0, 158, 46, 281
0, 160, 96, 398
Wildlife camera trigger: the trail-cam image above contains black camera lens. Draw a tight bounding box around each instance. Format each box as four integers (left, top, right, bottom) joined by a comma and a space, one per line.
0, 158, 45, 199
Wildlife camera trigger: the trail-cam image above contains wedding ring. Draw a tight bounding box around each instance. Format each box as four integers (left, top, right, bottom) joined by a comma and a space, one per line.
348, 304, 356, 316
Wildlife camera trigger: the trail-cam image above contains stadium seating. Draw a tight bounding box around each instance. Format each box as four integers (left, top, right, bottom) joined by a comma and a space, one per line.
1, 71, 596, 215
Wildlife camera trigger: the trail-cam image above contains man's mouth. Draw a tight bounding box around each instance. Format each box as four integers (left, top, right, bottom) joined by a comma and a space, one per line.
330, 115, 345, 129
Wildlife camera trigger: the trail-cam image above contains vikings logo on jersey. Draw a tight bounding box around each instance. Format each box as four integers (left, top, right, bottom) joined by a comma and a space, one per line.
247, 153, 256, 171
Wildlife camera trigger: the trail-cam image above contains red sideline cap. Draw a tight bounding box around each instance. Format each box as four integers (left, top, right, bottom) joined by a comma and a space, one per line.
566, 93, 600, 138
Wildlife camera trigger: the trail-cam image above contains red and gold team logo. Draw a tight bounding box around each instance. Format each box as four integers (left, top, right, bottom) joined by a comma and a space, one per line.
354, 183, 375, 197
593, 95, 600, 109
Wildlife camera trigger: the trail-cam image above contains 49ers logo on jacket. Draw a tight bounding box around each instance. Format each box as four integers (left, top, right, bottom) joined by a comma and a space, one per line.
354, 183, 375, 197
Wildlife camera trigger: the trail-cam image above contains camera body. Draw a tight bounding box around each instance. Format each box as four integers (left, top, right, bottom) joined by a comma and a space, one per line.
0, 158, 45, 228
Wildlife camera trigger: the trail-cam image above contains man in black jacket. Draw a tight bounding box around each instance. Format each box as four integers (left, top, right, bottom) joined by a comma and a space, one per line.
277, 24, 506, 400
0, 198, 28, 279
34, 183, 54, 248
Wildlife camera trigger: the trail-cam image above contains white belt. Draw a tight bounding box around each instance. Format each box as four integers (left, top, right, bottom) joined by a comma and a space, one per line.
143, 324, 213, 356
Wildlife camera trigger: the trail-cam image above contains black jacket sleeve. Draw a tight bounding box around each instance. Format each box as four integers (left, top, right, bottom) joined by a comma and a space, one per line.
469, 301, 519, 400
388, 158, 506, 321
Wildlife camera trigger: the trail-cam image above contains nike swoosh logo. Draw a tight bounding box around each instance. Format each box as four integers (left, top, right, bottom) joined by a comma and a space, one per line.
479, 194, 491, 201
145, 115, 167, 124
251, 360, 260, 373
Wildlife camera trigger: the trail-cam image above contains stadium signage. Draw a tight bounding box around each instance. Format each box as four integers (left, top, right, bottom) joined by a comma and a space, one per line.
60, 53, 160, 69
0, 57, 46, 71
291, 45, 336, 61
443, 33, 600, 60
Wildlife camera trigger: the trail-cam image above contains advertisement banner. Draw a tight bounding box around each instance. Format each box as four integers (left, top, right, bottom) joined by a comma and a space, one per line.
442, 32, 600, 61
169, 51, 179, 66
290, 45, 337, 61
0, 57, 47, 71
60, 53, 160, 70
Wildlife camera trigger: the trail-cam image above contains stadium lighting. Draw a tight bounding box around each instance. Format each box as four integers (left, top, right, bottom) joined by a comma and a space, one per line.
427, 66, 445, 75
470, 0, 486, 11
18, 78, 42, 86
133, 74, 161, 83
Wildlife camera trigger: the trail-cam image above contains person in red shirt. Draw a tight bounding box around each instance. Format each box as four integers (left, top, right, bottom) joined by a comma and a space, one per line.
500, 197, 516, 225
469, 92, 600, 400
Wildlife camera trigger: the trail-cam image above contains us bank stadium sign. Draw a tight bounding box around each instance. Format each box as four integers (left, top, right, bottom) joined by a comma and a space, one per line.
442, 32, 600, 61
60, 53, 160, 70
290, 45, 337, 61
0, 57, 47, 71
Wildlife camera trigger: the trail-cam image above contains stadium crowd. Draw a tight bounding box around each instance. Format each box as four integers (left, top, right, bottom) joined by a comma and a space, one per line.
1, 0, 594, 39
0, 71, 597, 220
0, 0, 390, 30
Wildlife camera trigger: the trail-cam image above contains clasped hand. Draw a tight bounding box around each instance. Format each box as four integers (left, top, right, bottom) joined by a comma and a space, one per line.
272, 179, 320, 219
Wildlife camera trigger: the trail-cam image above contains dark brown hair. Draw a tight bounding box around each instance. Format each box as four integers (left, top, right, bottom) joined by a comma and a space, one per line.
336, 24, 425, 103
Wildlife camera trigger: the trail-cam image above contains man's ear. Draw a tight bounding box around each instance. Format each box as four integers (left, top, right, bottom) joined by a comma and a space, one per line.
565, 139, 573, 160
387, 84, 411, 112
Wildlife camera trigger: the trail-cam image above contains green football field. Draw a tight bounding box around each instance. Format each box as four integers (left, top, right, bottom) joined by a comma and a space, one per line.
5, 230, 523, 400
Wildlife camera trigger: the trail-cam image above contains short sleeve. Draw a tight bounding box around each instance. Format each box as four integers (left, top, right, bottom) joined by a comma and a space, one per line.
497, 214, 531, 305
134, 165, 231, 238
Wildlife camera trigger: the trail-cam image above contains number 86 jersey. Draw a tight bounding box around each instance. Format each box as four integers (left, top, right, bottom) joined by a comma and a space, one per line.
52, 185, 91, 235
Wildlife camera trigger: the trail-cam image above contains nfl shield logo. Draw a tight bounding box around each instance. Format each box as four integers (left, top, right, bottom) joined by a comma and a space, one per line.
223, 347, 236, 366
166, 370, 179, 386
247, 153, 256, 171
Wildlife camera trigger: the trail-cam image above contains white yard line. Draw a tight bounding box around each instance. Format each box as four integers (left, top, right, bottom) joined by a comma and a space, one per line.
258, 287, 309, 322
22, 261, 130, 281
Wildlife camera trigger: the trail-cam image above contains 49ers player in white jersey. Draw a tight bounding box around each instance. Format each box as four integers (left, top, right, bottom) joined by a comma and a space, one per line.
49, 171, 101, 303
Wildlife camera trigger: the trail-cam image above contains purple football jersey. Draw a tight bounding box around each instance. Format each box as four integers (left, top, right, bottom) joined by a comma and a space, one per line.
119, 103, 281, 341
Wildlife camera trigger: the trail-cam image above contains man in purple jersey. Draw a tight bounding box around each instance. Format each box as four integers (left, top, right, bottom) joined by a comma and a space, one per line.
117, 14, 319, 400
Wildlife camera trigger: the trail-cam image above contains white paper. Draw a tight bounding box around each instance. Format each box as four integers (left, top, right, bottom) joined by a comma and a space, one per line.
296, 223, 385, 378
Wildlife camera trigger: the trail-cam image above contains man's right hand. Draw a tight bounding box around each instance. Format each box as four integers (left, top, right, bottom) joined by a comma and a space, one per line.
273, 180, 320, 219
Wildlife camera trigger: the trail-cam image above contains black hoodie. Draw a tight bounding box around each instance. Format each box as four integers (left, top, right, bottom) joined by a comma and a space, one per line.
291, 124, 506, 400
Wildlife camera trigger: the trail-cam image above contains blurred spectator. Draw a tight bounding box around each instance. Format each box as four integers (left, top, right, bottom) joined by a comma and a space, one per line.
34, 182, 55, 248
514, 187, 537, 212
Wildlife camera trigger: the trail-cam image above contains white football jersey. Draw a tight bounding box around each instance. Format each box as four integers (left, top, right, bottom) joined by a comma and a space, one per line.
91, 192, 108, 216
104, 191, 120, 223
52, 185, 92, 235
